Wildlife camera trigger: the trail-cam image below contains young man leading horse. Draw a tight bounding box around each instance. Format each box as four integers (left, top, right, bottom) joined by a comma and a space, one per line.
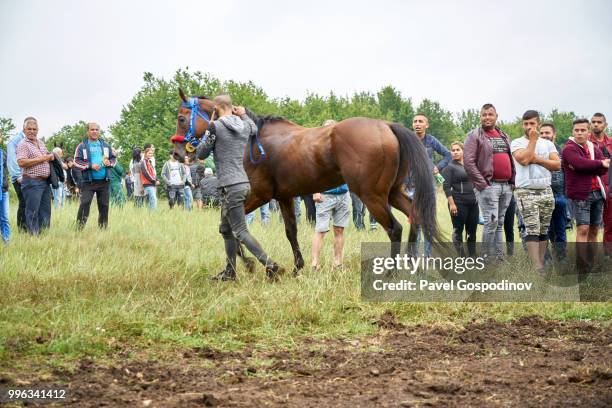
195, 94, 284, 281
172, 90, 441, 278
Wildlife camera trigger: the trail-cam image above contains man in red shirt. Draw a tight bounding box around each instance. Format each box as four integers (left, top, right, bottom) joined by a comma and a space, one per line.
464, 104, 515, 261
589, 113, 612, 250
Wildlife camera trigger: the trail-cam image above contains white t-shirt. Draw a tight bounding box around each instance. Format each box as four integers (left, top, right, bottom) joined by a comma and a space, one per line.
511, 136, 557, 189
168, 161, 183, 185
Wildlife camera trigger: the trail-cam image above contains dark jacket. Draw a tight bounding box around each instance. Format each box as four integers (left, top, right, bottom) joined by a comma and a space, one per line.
550, 143, 565, 197
441, 160, 476, 205
66, 167, 82, 189
463, 127, 515, 191
73, 138, 117, 183
200, 176, 220, 206
48, 157, 66, 189
562, 139, 608, 200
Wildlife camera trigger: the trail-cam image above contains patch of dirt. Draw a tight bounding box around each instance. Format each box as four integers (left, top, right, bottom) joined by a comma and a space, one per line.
3, 315, 611, 407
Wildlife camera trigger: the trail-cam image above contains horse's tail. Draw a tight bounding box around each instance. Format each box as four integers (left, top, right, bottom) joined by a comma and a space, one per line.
388, 123, 441, 243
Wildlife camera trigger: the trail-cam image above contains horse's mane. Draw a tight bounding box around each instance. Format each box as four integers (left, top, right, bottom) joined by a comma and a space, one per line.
197, 95, 211, 100
245, 109, 288, 132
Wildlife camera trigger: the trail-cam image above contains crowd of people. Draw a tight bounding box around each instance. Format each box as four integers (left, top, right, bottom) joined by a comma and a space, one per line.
0, 102, 610, 277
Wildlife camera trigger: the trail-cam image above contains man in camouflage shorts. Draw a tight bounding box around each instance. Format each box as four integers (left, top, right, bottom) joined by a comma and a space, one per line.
511, 110, 561, 272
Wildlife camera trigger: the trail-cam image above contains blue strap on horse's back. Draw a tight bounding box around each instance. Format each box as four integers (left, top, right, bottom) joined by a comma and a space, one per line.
181, 97, 210, 148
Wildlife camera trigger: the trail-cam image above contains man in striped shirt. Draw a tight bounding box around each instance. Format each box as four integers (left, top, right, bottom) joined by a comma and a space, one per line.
16, 118, 54, 235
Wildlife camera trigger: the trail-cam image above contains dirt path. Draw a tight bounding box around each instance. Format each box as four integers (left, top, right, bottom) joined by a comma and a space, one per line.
3, 316, 611, 407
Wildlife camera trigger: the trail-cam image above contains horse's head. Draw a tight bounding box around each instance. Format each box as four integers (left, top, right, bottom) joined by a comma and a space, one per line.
171, 88, 215, 163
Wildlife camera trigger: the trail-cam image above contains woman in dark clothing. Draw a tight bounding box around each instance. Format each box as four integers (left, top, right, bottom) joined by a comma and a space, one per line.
442, 141, 479, 256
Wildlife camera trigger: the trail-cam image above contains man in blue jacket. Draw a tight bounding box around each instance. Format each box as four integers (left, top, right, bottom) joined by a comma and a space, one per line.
73, 123, 116, 229
406, 113, 451, 257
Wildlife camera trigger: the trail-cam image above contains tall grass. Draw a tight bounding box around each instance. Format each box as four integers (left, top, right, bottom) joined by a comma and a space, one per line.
0, 192, 608, 365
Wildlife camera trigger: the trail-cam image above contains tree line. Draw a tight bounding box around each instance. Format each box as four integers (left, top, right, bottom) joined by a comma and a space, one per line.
0, 68, 598, 171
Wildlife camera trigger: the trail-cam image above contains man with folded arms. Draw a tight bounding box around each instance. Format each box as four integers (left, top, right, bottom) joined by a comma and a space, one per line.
15, 118, 54, 235
511, 110, 560, 272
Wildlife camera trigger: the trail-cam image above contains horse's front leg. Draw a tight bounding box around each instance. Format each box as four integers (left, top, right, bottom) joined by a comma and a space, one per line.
278, 198, 305, 275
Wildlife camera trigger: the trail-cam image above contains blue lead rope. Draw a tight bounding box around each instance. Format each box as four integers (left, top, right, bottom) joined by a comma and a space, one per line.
249, 131, 266, 164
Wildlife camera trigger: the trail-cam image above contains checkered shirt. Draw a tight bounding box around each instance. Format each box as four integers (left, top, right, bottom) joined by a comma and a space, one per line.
16, 138, 51, 178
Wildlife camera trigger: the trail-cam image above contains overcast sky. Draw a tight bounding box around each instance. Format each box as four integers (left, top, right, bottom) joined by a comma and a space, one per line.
1, 0, 611, 138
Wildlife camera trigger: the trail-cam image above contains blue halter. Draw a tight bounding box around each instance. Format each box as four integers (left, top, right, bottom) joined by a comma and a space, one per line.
181, 97, 210, 148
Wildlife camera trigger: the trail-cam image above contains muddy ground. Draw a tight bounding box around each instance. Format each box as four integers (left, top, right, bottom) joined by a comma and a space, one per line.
2, 315, 610, 407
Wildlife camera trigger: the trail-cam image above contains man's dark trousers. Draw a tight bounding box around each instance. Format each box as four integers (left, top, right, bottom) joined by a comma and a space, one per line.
12, 180, 27, 231
77, 180, 110, 229
21, 177, 51, 235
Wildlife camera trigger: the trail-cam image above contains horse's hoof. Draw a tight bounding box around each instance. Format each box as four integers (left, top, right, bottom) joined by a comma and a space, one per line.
243, 257, 256, 274
266, 264, 286, 282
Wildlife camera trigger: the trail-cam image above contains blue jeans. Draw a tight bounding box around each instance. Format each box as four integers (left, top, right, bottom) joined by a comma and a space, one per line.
415, 227, 432, 257
246, 202, 270, 225
144, 186, 157, 210
0, 190, 9, 242
474, 182, 513, 258
350, 192, 366, 229
52, 182, 65, 209
547, 194, 568, 261
184, 186, 193, 211
21, 177, 52, 235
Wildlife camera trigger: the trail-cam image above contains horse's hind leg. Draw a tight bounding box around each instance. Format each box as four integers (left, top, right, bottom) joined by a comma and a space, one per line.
278, 197, 305, 275
360, 194, 403, 258
388, 186, 419, 256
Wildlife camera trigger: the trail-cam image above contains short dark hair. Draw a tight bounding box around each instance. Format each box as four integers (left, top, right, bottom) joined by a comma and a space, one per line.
132, 147, 142, 163
540, 122, 556, 132
592, 112, 607, 122
572, 118, 590, 128
414, 113, 428, 119
143, 143, 154, 150
522, 110, 540, 121
481, 103, 496, 112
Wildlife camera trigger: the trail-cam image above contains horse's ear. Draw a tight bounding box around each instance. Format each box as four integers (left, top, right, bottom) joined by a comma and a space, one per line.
179, 88, 188, 103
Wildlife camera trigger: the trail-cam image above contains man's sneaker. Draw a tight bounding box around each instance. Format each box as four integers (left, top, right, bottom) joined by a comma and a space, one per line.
265, 263, 286, 282
210, 269, 236, 281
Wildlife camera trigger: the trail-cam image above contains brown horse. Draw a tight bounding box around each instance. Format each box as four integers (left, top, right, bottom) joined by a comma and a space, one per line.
171, 89, 440, 273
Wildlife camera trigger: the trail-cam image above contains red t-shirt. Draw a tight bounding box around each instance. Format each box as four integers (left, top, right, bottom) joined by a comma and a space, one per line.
579, 142, 601, 191
485, 129, 512, 181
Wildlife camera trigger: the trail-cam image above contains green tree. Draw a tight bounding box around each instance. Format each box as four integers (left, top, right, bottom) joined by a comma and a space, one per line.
545, 109, 576, 146
0, 117, 15, 149
377, 86, 414, 127
456, 109, 480, 136
46, 121, 89, 157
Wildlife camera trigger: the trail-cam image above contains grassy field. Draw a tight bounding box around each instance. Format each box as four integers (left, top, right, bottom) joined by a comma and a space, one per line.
0, 192, 609, 369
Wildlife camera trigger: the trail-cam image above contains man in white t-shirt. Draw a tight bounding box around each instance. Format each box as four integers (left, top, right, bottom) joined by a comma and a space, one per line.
161, 152, 186, 208
511, 110, 561, 271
